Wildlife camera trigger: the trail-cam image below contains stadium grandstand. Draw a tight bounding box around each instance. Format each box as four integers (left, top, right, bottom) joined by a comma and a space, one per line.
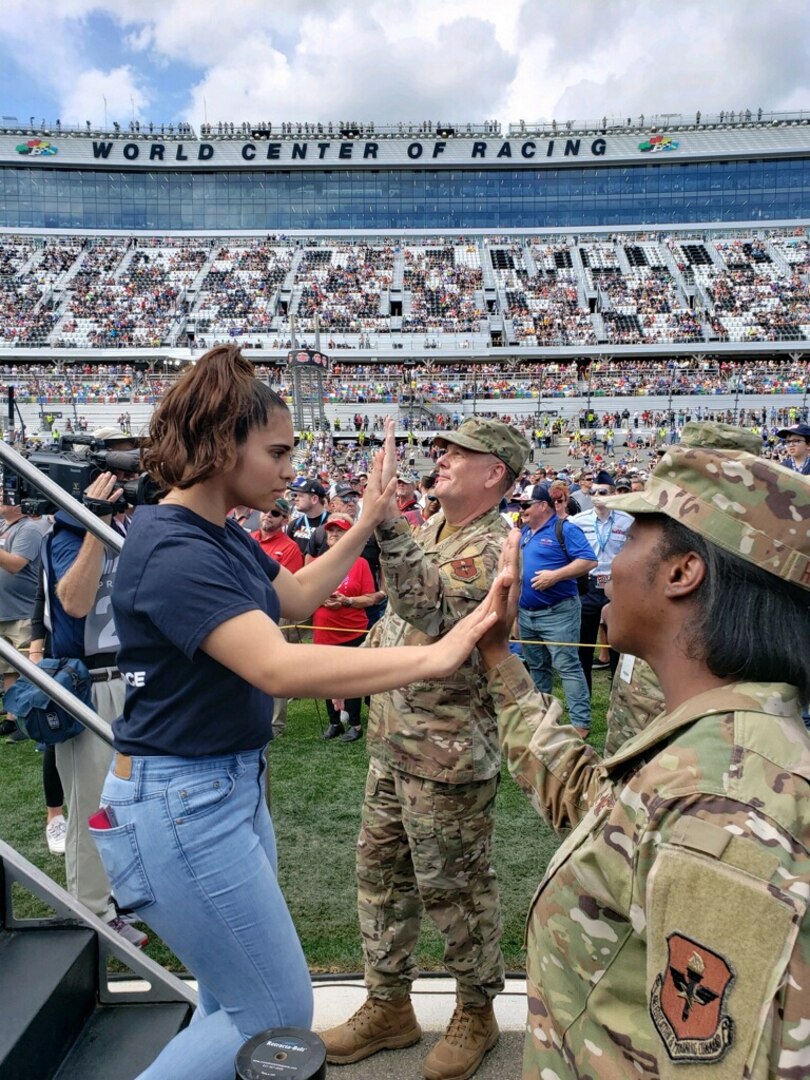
0, 108, 808, 436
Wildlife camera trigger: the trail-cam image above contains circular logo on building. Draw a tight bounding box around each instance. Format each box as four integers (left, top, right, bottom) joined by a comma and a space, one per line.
16, 139, 58, 156
638, 135, 679, 153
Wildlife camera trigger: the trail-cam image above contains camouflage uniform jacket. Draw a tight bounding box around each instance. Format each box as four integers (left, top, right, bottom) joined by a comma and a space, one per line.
365, 509, 508, 784
487, 654, 810, 1079
604, 653, 665, 757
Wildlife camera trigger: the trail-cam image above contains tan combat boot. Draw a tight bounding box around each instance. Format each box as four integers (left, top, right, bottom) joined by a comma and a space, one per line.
321, 995, 422, 1065
422, 999, 499, 1080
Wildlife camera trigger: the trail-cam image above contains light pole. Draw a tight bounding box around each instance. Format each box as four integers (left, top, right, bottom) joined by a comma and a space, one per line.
733, 365, 741, 424
403, 359, 417, 432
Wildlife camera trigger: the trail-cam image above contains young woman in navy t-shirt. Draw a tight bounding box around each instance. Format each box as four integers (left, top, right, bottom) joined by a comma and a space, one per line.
92, 344, 495, 1080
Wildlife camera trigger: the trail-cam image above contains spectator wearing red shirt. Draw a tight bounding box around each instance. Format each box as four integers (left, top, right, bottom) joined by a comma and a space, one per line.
251, 499, 304, 574
251, 498, 302, 737
313, 516, 381, 743
396, 472, 423, 529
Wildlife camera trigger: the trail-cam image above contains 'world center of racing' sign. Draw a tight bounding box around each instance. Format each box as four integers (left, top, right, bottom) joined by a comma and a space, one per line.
2, 124, 810, 171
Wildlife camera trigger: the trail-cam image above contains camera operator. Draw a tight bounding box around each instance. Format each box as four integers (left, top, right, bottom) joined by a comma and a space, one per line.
43, 429, 146, 946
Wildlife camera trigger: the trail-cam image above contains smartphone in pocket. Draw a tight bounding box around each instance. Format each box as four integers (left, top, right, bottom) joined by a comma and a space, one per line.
88, 805, 118, 830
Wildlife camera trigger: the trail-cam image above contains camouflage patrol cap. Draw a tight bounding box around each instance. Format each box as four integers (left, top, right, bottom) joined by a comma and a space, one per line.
433, 419, 530, 475
608, 447, 810, 592
680, 420, 762, 456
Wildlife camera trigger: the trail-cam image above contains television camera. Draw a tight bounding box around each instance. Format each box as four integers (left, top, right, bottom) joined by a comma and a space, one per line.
1, 434, 160, 515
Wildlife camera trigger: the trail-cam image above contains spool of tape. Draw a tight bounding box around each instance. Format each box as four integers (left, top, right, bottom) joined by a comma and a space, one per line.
235, 1028, 327, 1080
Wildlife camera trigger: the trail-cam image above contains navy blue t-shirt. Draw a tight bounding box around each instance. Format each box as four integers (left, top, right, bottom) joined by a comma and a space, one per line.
112, 505, 280, 757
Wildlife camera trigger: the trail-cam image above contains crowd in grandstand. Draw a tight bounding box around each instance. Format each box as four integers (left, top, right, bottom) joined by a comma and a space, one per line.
0, 357, 806, 409
3, 227, 810, 351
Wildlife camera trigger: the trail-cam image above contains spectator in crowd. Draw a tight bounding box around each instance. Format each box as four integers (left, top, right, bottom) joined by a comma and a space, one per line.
250, 497, 303, 737
422, 492, 441, 522
26, 572, 68, 855
0, 500, 48, 742
629, 473, 647, 492
569, 469, 594, 511
313, 515, 382, 742
776, 422, 810, 475
548, 479, 577, 519
517, 484, 596, 737
304, 483, 386, 626
305, 483, 363, 564
323, 417, 531, 1080
287, 478, 328, 554
473, 443, 810, 1080
571, 477, 633, 688
419, 472, 437, 508
94, 346, 495, 1080
250, 499, 303, 573
395, 471, 423, 527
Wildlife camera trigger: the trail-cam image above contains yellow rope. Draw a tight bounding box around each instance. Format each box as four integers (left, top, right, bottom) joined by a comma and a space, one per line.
286, 623, 604, 648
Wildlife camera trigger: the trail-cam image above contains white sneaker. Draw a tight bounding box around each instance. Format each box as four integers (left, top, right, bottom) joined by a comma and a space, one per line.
107, 916, 148, 949
46, 815, 67, 856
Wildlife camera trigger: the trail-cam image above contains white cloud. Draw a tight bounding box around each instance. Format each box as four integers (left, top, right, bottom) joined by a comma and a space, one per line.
508, 0, 810, 124
181, 7, 517, 127
60, 66, 150, 128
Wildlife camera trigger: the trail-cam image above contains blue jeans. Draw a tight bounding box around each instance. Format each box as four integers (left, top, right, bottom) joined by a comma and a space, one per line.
92, 750, 312, 1080
519, 598, 592, 731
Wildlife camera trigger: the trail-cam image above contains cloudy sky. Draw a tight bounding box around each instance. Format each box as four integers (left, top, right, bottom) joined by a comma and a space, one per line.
2, 0, 809, 132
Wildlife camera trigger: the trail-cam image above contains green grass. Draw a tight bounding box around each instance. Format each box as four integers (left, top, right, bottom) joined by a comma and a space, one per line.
0, 672, 610, 974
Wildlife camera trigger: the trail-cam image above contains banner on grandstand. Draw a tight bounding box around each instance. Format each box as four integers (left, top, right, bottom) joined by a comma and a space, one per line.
286, 348, 329, 372
2, 125, 810, 171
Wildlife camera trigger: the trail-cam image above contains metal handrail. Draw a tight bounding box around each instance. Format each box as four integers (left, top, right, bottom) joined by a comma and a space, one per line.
0, 441, 125, 747
0, 839, 197, 1007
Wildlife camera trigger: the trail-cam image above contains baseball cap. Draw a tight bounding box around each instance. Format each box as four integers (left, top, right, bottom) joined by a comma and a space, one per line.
292, 479, 326, 498
334, 483, 360, 499
92, 426, 131, 442
777, 423, 810, 441
433, 419, 530, 476
607, 447, 810, 592
518, 484, 554, 508
273, 497, 291, 515
324, 517, 352, 532
614, 477, 632, 492
396, 471, 418, 484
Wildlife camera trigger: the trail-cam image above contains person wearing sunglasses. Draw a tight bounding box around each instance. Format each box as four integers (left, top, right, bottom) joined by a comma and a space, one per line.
250, 497, 304, 737
250, 498, 304, 574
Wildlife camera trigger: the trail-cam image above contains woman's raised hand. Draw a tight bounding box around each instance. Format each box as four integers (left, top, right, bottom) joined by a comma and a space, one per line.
476, 531, 521, 668
361, 417, 399, 527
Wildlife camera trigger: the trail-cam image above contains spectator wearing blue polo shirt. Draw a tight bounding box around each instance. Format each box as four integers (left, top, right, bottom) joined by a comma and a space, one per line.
517, 484, 597, 736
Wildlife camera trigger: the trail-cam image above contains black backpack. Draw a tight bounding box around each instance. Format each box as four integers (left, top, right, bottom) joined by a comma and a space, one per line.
554, 518, 591, 595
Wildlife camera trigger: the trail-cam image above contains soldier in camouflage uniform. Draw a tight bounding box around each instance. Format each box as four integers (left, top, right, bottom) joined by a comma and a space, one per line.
604, 421, 764, 758
321, 418, 530, 1080
475, 444, 810, 1078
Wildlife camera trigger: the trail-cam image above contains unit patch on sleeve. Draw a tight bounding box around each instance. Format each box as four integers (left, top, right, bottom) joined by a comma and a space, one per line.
650, 932, 735, 1064
449, 557, 482, 583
